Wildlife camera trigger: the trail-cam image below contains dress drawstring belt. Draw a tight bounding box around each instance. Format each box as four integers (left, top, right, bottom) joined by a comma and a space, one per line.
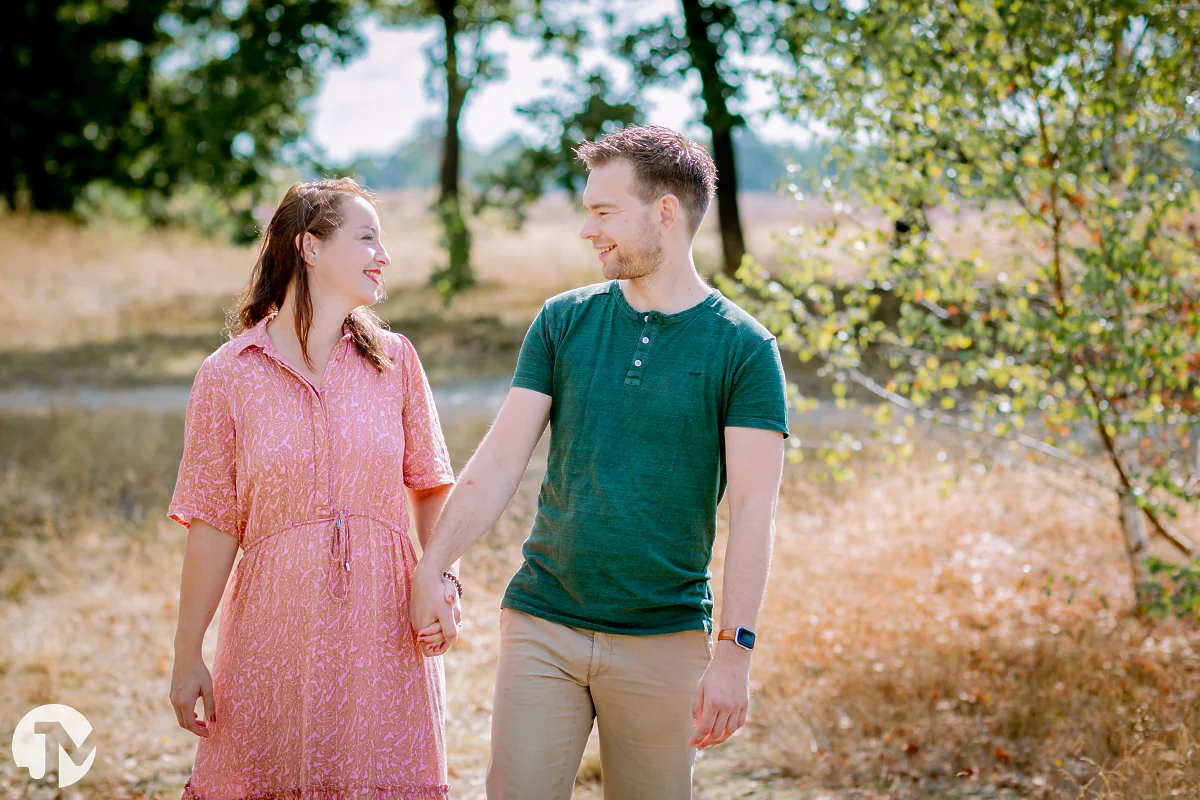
240, 511, 405, 578
331, 508, 352, 573
326, 508, 353, 601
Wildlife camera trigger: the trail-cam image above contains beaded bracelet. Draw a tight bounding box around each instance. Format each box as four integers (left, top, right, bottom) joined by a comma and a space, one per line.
442, 570, 464, 598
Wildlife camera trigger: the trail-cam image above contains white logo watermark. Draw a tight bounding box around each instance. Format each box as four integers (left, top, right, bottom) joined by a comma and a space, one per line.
11, 704, 96, 787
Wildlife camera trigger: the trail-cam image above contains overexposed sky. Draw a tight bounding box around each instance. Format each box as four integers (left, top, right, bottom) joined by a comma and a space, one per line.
309, 5, 812, 162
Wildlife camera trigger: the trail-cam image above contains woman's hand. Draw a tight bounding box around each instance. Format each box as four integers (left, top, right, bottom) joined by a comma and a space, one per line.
416, 620, 445, 656
169, 652, 215, 738
414, 577, 462, 657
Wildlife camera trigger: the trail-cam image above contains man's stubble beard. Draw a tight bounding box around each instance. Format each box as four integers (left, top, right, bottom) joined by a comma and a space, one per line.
602, 227, 664, 281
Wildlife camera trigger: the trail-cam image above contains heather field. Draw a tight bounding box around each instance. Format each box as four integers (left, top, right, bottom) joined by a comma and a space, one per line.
1, 194, 1198, 799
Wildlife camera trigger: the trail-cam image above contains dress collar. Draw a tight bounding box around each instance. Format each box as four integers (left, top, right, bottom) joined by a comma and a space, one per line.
231, 311, 353, 357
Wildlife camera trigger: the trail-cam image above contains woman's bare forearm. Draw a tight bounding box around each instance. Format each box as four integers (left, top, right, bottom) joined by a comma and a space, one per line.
174, 520, 239, 658
407, 484, 458, 574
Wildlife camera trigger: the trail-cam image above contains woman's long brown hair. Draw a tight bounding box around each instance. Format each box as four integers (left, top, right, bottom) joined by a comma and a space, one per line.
231, 178, 394, 372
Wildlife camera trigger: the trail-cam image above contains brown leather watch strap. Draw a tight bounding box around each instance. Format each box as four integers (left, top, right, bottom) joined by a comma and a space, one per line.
717, 628, 738, 642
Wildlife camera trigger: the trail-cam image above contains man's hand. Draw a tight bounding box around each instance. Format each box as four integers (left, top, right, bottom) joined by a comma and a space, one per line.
410, 564, 460, 656
689, 645, 752, 748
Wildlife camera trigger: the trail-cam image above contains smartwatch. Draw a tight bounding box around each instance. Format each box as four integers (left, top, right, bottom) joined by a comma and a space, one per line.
717, 627, 755, 651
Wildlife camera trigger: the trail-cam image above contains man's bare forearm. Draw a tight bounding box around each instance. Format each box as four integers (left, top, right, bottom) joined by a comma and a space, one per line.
418, 444, 525, 575
716, 427, 785, 639
690, 425, 784, 750
408, 388, 549, 645
718, 501, 776, 633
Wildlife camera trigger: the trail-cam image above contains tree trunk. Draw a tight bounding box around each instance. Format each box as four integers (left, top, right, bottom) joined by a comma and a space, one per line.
680, 0, 747, 279
708, 125, 746, 278
1119, 490, 1152, 613
432, 0, 474, 300
437, 0, 462, 208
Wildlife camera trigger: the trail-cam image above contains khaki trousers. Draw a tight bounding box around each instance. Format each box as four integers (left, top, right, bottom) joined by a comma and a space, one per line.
485, 608, 712, 800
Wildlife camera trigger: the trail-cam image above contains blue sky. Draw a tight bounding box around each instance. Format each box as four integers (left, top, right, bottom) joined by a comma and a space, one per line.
308, 3, 813, 162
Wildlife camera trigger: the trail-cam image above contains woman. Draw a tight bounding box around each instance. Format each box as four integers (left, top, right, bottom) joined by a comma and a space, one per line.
168, 177, 461, 800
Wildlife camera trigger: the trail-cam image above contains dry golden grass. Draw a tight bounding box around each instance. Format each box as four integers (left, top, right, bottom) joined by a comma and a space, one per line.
0, 189, 812, 353
0, 189, 832, 392
0, 214, 250, 350
2, 405, 1198, 798
0, 189, 1027, 353
3, 205, 1200, 798
747, 463, 1200, 798
0, 192, 593, 352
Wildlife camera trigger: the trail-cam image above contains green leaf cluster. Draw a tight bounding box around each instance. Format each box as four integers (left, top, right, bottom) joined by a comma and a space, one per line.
729, 0, 1200, 555
4, 0, 365, 238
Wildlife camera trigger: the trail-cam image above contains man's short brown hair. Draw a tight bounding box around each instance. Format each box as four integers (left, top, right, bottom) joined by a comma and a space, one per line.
574, 125, 717, 236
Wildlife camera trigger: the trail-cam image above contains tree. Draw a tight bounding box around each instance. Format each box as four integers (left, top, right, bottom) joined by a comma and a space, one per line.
374, 0, 535, 302
474, 69, 643, 227
3, 0, 161, 213
616, 0, 787, 277
476, 1, 791, 275
727, 0, 1200, 605
3, 0, 364, 238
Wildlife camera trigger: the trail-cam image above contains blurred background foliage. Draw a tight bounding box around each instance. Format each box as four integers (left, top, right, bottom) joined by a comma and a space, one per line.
6, 2, 1200, 795
2, 1, 834, 274
724, 0, 1200, 610
5, 0, 1200, 602
3, 0, 367, 241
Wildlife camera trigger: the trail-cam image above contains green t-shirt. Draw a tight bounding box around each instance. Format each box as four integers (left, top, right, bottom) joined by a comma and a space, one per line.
501, 279, 790, 635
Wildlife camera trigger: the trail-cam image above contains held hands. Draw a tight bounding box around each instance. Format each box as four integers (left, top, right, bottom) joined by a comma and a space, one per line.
690, 644, 752, 748
411, 568, 462, 657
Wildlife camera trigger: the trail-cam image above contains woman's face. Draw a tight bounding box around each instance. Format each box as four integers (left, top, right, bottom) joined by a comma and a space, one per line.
305, 196, 391, 308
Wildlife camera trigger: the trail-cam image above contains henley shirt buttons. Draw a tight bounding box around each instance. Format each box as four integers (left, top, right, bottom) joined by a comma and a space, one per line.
642, 337, 650, 344
634, 359, 643, 367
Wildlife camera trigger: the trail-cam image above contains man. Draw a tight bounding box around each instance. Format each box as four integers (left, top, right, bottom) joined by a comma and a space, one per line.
410, 124, 789, 799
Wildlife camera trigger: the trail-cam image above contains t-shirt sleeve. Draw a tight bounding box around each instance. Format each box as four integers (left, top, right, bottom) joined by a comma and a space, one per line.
725, 337, 790, 439
511, 302, 555, 396
168, 355, 241, 541
400, 336, 457, 490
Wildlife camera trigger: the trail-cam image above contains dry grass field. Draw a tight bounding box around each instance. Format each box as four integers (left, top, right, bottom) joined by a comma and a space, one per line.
1, 192, 1198, 799
0, 188, 1035, 353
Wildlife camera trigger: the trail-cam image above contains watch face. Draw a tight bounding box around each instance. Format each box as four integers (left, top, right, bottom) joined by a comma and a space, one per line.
735, 628, 755, 650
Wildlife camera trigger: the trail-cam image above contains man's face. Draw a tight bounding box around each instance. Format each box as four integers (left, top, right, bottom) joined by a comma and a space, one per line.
579, 159, 664, 281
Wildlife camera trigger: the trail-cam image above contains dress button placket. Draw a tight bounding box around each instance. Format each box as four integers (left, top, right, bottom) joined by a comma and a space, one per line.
312, 340, 345, 519
312, 392, 331, 516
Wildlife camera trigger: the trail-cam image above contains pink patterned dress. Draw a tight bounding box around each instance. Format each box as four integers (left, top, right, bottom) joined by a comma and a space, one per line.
168, 312, 456, 800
